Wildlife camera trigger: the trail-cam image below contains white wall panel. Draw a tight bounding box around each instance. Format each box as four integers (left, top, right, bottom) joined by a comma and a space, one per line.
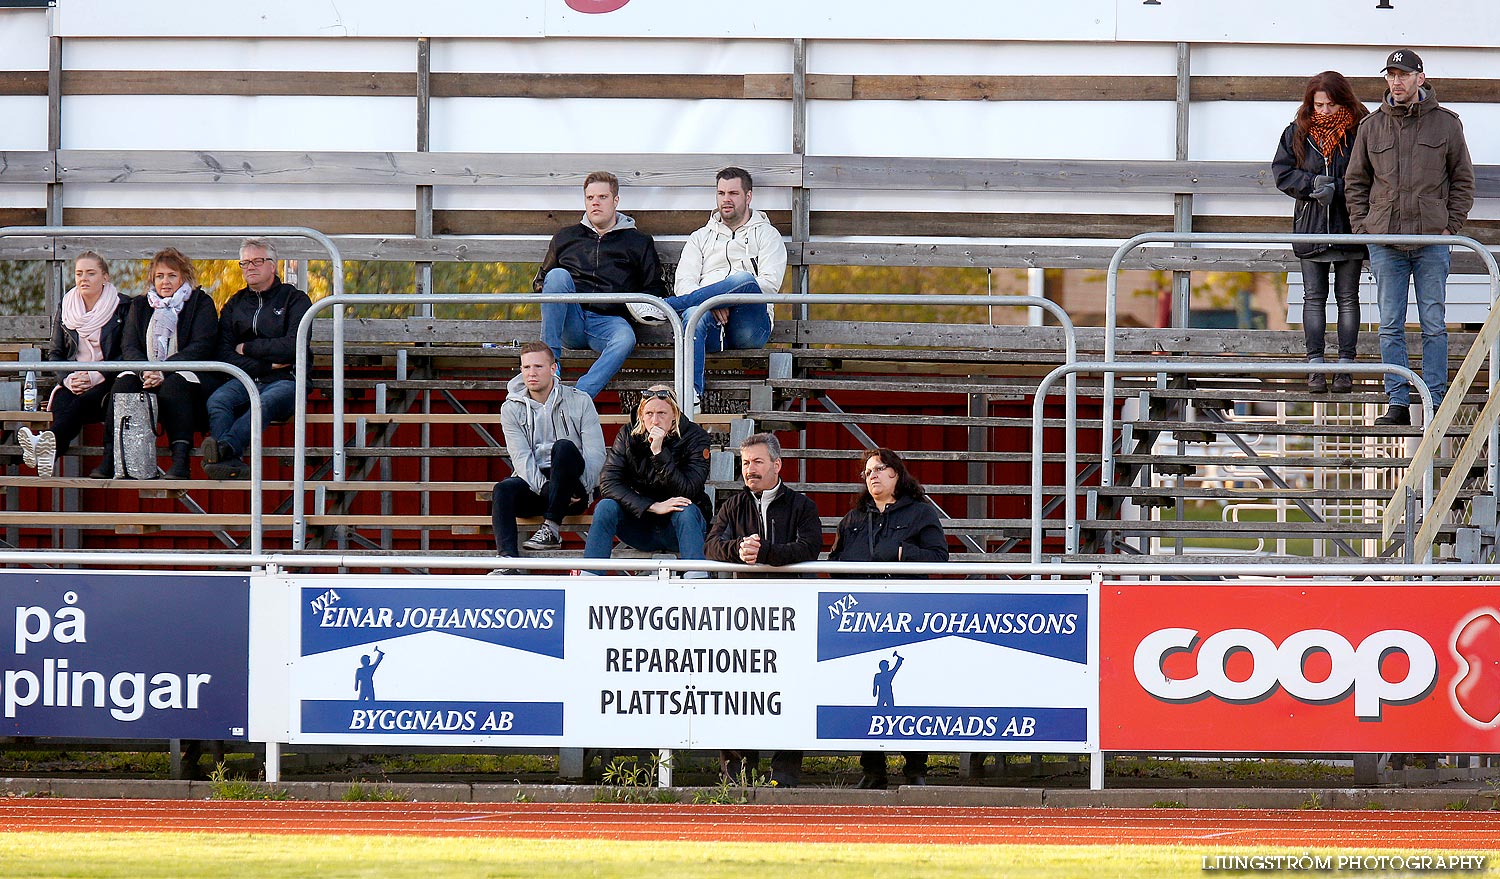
435, 38, 792, 74
812, 190, 1175, 216
0, 185, 47, 209
64, 38, 417, 71
809, 41, 1175, 76
0, 9, 50, 70
0, 98, 48, 150
60, 96, 415, 151
808, 101, 1176, 161
56, 0, 543, 39
63, 183, 413, 211
1189, 43, 1500, 78
1117, 2, 1500, 50
431, 98, 790, 154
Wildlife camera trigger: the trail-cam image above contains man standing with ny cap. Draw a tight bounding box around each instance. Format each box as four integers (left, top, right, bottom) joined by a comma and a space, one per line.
1345, 49, 1474, 425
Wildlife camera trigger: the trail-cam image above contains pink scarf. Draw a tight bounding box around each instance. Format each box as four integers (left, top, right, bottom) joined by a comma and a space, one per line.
60, 281, 120, 391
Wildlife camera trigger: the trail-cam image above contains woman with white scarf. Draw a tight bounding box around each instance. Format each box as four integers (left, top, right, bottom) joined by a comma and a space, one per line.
99, 248, 219, 479
19, 252, 129, 478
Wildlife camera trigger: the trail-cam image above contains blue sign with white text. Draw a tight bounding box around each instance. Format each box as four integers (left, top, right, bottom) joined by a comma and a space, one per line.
301, 700, 564, 736
0, 572, 249, 739
817, 706, 1086, 742
300, 586, 566, 658
816, 591, 1088, 662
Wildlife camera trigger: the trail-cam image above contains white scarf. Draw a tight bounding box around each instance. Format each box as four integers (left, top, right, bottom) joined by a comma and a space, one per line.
145, 282, 198, 384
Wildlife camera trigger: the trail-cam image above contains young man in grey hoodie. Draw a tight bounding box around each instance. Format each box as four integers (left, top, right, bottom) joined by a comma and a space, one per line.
491, 342, 606, 561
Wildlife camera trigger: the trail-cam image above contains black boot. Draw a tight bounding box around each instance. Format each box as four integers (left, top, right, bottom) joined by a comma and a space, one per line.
89, 427, 115, 479
167, 441, 192, 479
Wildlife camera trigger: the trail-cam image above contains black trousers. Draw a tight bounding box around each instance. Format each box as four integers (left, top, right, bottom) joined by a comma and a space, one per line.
47, 379, 111, 455
112, 373, 209, 445
1301, 258, 1363, 363
490, 439, 588, 556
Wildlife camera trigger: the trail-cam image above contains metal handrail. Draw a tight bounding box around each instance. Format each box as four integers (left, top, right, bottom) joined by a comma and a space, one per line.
291, 292, 685, 550
0, 361, 263, 554
1029, 360, 1435, 565
1102, 233, 1500, 500
681, 292, 1082, 551
0, 548, 1494, 580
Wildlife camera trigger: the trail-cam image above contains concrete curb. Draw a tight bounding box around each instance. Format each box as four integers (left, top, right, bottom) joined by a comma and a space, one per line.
6, 778, 1497, 812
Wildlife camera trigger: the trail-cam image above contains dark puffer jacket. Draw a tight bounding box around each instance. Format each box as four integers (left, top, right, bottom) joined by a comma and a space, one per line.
598, 417, 712, 523
532, 213, 667, 320
827, 494, 950, 574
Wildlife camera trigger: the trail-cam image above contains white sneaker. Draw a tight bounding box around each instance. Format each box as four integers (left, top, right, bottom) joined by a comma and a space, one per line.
16, 426, 35, 468
34, 430, 56, 479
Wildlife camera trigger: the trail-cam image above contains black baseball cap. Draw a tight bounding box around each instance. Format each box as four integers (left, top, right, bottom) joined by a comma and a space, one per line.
1383, 49, 1423, 73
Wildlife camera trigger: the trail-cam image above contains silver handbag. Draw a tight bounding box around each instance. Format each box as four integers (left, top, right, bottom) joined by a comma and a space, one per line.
112, 391, 160, 480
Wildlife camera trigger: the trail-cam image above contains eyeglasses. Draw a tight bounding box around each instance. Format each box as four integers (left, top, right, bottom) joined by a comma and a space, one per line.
861, 464, 893, 479
640, 389, 677, 402
237, 257, 273, 268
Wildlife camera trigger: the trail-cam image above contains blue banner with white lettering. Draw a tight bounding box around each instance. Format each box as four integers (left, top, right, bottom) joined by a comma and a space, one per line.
817, 706, 1087, 742
0, 572, 249, 739
816, 591, 1088, 662
300, 586, 566, 657
302, 700, 564, 736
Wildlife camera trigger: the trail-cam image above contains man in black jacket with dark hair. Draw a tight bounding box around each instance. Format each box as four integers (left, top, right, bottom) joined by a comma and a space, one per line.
535, 170, 667, 399
200, 237, 311, 480
705, 431, 822, 787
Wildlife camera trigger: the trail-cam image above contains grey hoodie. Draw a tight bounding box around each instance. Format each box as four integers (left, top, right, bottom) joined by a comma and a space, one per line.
500, 373, 606, 496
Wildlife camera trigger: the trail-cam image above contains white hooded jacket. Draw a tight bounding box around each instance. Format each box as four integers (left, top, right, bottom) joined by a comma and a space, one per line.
673, 209, 788, 323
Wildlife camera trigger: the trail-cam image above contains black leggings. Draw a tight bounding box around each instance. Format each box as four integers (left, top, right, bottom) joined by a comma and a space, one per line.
47, 379, 111, 455
112, 372, 208, 445
1301, 258, 1362, 362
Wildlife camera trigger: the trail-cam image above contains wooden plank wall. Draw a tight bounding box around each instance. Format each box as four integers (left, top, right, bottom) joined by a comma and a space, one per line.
1, 54, 1498, 272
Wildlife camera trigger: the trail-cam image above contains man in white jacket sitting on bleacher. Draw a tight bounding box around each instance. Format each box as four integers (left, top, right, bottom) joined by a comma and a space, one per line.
664, 167, 788, 410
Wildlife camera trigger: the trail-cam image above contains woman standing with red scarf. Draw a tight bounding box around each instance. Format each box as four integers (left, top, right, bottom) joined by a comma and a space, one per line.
1273, 71, 1370, 394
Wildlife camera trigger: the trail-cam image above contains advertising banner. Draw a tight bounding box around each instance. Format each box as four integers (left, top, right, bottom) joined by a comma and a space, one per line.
0, 571, 249, 740
265, 576, 1096, 752
1101, 583, 1500, 753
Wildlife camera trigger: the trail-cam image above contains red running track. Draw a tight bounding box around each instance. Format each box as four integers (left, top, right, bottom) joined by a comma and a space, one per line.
1, 800, 1498, 847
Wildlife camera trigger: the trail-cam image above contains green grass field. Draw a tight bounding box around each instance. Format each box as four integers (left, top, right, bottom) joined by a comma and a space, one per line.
1, 834, 1491, 879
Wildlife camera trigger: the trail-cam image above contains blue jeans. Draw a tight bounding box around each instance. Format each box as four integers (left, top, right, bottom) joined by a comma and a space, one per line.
206, 378, 298, 461
1369, 244, 1450, 407
666, 272, 772, 397
583, 498, 707, 560
539, 268, 636, 399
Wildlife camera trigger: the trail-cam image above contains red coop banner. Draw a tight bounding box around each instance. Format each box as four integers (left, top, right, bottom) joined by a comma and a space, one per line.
1101, 583, 1500, 753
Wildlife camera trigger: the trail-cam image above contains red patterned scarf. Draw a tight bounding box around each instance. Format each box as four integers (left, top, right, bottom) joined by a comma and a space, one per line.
1307, 108, 1355, 159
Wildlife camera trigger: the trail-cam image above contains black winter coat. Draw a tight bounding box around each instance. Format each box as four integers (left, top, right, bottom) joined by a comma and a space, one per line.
1272, 121, 1366, 260
705, 484, 823, 572
828, 494, 949, 576
598, 419, 713, 523
121, 288, 219, 364
215, 278, 312, 384
532, 219, 666, 320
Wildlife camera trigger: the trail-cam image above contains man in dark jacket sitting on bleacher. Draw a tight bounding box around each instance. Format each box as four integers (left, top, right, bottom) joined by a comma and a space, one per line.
705, 431, 822, 787
535, 170, 668, 400
199, 237, 311, 480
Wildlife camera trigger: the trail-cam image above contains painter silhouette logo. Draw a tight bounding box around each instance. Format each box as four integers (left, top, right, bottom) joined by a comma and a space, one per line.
873, 651, 904, 706
354, 645, 384, 702
1452, 610, 1500, 726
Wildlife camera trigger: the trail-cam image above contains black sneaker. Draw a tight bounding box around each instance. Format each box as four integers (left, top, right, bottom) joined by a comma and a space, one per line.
1330, 372, 1353, 394
1307, 373, 1327, 394
522, 524, 561, 551
1374, 404, 1410, 426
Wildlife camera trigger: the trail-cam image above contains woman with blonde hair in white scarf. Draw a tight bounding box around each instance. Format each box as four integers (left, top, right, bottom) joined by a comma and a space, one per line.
19, 252, 129, 478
